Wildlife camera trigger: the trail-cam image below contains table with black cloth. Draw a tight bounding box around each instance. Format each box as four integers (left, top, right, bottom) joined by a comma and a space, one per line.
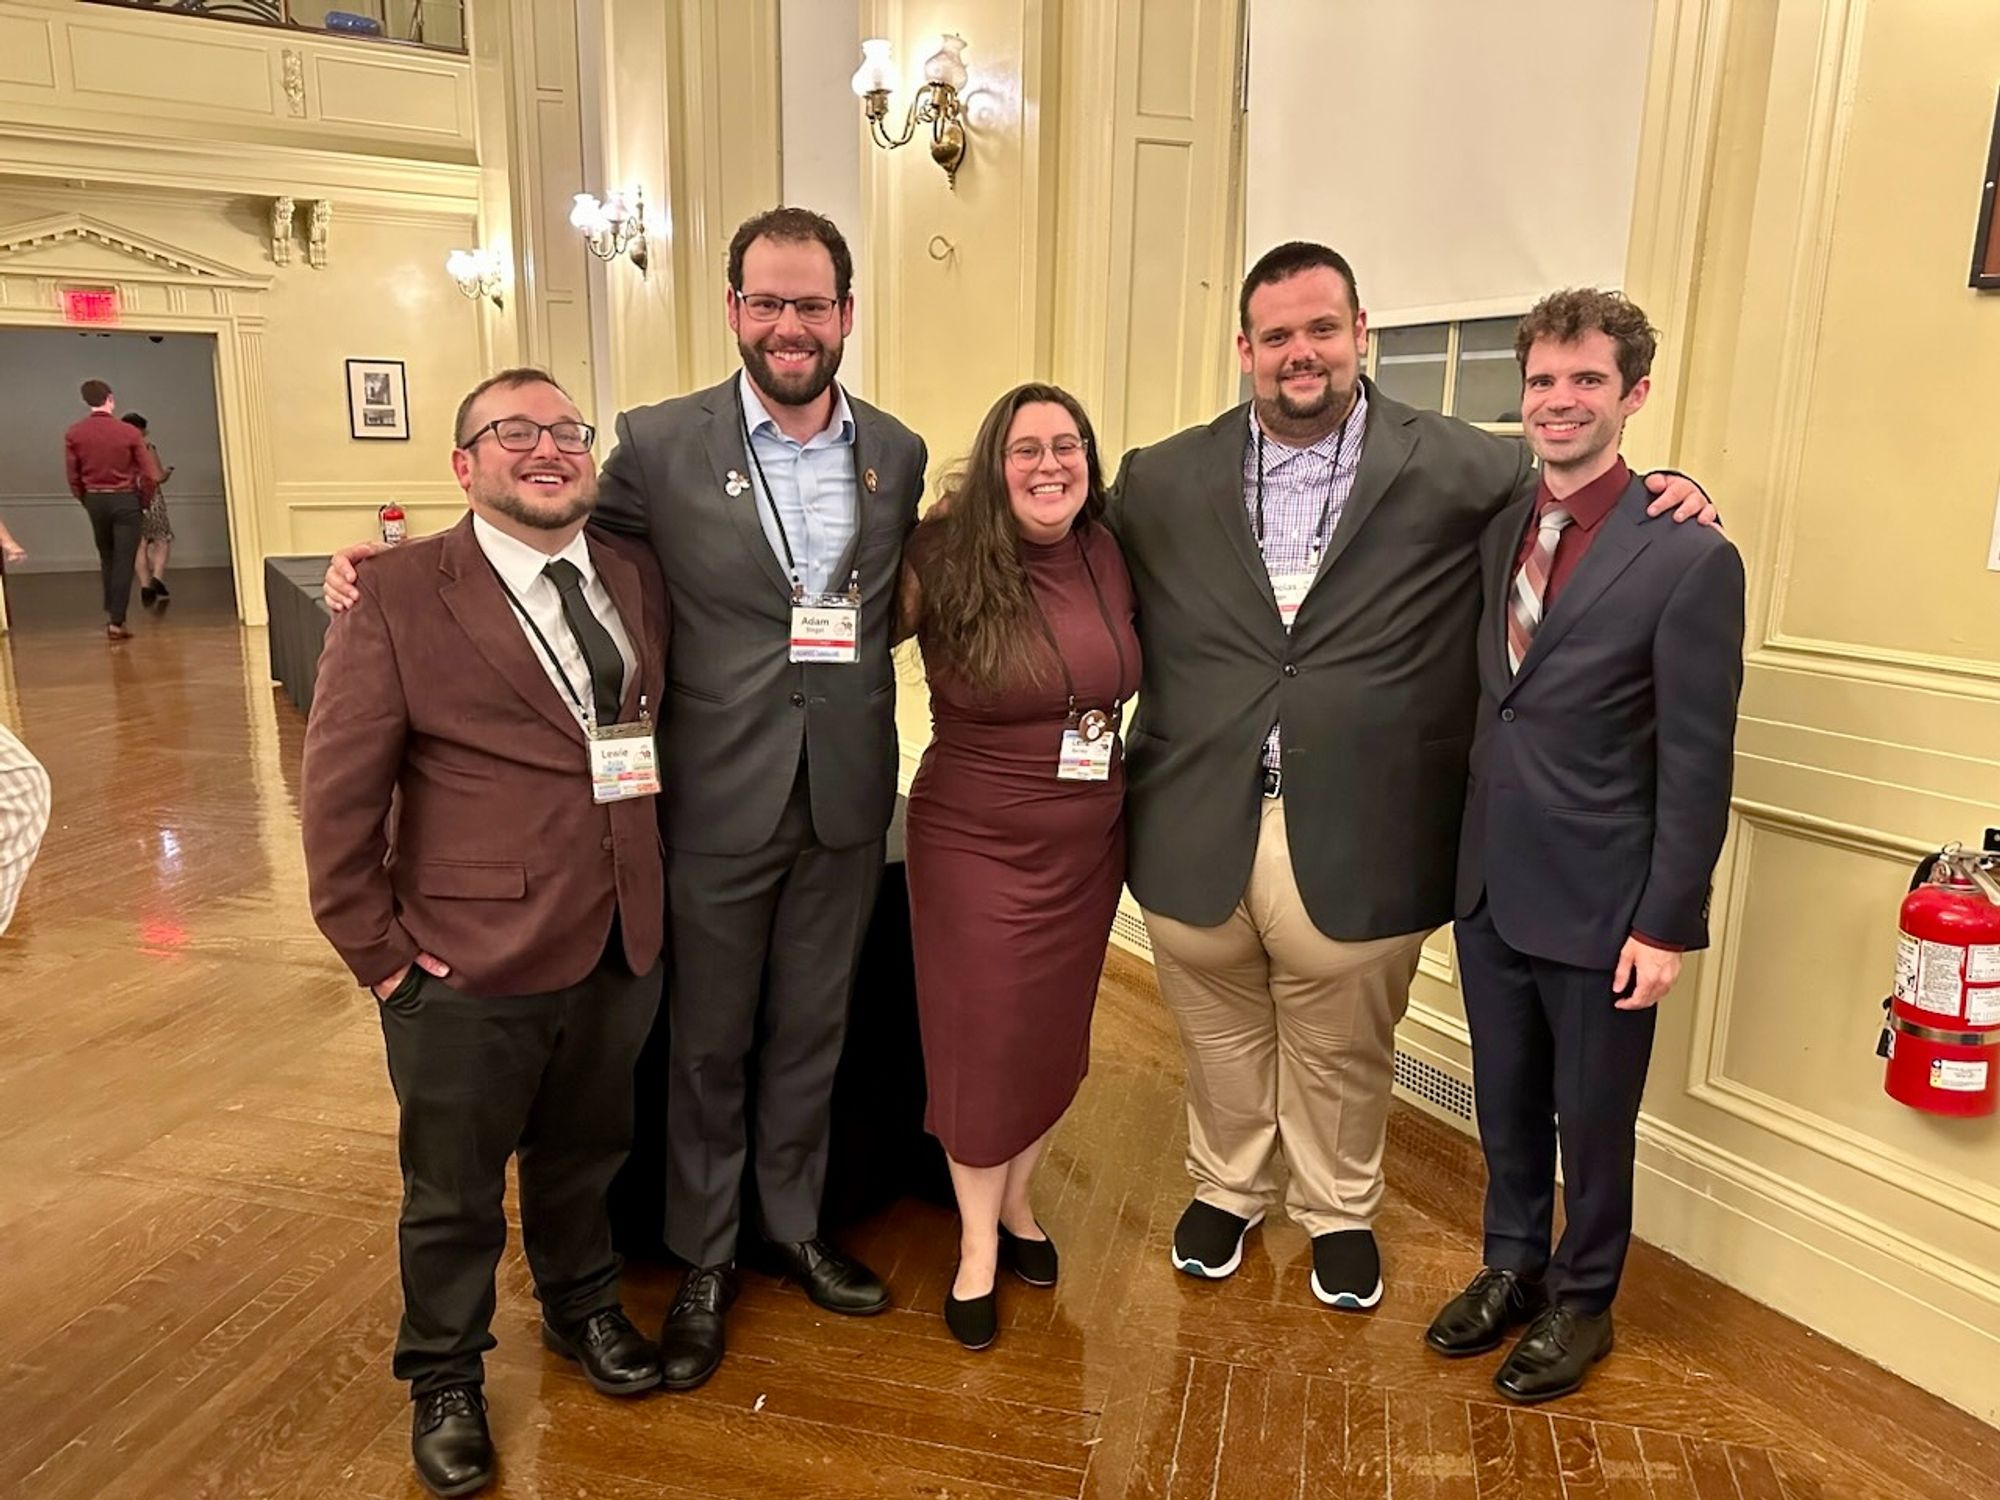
263, 555, 334, 716
258, 554, 948, 1252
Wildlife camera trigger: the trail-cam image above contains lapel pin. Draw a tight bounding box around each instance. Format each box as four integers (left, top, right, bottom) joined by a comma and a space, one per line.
863, 467, 879, 494
725, 470, 748, 497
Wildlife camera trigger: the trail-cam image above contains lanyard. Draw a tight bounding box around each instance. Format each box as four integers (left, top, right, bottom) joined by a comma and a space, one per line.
1022, 530, 1131, 726
737, 385, 861, 603
1253, 400, 1356, 564
493, 568, 593, 725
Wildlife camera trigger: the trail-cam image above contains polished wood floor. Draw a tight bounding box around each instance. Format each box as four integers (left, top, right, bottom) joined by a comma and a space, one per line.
2, 569, 1997, 1500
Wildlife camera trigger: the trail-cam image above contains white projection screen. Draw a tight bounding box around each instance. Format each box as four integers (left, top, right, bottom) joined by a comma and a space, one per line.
1244, 0, 1655, 326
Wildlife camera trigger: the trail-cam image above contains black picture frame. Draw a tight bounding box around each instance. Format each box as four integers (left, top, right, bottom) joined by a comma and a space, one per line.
345, 358, 410, 441
1972, 88, 2000, 291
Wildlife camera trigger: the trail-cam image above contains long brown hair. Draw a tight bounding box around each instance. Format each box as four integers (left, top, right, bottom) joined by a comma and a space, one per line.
912, 382, 1108, 698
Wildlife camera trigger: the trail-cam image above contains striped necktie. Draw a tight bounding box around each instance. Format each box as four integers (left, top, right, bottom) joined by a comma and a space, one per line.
1506, 506, 1573, 674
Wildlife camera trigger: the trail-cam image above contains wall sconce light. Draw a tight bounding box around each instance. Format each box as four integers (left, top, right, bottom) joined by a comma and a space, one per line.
852, 34, 969, 189
570, 187, 649, 275
445, 247, 506, 309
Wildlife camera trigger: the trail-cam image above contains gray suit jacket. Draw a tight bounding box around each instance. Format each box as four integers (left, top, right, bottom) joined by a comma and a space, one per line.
1455, 472, 1744, 969
594, 377, 926, 855
1107, 379, 1533, 940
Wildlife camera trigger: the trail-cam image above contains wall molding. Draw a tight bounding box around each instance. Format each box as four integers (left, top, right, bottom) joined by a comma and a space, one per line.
1752, 637, 2000, 701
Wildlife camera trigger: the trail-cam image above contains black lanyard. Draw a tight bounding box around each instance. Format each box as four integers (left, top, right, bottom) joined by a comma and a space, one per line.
737, 384, 861, 603
493, 568, 591, 723
1023, 530, 1132, 727
1253, 399, 1356, 560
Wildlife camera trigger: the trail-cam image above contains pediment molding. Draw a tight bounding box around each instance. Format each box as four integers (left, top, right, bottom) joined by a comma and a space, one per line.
0, 214, 269, 289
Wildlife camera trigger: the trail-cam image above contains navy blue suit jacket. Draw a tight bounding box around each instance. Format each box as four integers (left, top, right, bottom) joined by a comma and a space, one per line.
1454, 471, 1745, 970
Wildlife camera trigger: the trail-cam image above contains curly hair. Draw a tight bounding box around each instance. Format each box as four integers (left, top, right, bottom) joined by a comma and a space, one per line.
911, 383, 1107, 698
1514, 288, 1657, 393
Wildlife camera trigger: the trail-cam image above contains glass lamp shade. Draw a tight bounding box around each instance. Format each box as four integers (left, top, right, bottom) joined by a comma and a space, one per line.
445, 249, 480, 282
569, 194, 605, 234
851, 38, 896, 96
921, 33, 968, 91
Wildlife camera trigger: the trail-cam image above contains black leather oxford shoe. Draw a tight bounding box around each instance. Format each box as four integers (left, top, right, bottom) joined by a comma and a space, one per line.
658, 1263, 737, 1392
1424, 1267, 1550, 1357
762, 1237, 890, 1315
541, 1306, 662, 1396
411, 1384, 492, 1498
1494, 1303, 1614, 1403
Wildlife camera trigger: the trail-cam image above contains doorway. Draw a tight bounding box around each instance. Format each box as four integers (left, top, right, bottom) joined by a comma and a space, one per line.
0, 328, 232, 632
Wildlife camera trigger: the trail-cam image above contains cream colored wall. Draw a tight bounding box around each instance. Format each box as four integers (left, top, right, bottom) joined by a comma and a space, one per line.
1615, 0, 2000, 1424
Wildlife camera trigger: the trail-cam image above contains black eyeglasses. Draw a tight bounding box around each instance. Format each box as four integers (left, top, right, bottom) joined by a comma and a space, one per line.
735, 292, 841, 325
459, 418, 596, 454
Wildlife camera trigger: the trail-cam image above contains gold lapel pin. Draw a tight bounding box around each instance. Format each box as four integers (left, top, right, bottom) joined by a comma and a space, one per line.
863, 467, 879, 493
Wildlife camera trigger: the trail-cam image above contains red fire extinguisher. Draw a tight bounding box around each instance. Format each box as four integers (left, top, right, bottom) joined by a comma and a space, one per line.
378, 502, 407, 546
1884, 843, 2000, 1118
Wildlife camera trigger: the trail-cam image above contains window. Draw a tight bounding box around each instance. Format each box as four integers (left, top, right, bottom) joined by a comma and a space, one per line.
1366, 316, 1524, 432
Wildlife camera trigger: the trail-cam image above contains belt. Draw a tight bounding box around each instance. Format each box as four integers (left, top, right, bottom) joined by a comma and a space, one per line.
84, 488, 136, 494
1261, 765, 1282, 799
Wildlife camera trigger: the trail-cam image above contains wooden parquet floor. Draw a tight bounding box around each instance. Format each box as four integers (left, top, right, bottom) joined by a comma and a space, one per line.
1, 569, 1997, 1500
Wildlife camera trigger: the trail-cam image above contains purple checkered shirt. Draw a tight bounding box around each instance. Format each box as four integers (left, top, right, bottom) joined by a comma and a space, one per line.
1240, 384, 1368, 775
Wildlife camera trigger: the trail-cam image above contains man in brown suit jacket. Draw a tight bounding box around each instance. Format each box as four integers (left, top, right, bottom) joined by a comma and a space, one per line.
303, 368, 669, 1499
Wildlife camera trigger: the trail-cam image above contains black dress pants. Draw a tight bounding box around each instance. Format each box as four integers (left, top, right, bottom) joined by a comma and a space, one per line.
663, 762, 884, 1268
1454, 900, 1658, 1313
376, 947, 662, 1397
81, 491, 142, 625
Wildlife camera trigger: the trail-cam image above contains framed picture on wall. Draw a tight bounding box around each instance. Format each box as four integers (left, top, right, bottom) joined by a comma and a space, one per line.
1973, 88, 2000, 291
345, 358, 410, 440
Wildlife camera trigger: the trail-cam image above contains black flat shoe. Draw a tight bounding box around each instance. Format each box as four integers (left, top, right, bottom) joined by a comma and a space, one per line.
761, 1237, 890, 1315
944, 1284, 998, 1350
1495, 1304, 1614, 1403
658, 1263, 736, 1392
542, 1306, 662, 1396
411, 1384, 492, 1497
1425, 1267, 1549, 1357
998, 1224, 1059, 1288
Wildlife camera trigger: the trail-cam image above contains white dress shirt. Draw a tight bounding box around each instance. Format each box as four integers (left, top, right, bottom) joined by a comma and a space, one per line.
472, 515, 638, 726
738, 370, 859, 599
0, 722, 52, 936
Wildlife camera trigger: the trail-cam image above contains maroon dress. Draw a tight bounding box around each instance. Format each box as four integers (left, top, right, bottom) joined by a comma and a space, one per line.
906, 517, 1141, 1167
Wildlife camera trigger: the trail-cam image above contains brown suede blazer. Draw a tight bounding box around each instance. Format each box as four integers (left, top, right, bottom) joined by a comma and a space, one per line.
302, 513, 668, 997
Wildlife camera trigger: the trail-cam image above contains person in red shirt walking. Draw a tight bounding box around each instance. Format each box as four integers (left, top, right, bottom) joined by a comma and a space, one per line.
63, 379, 162, 641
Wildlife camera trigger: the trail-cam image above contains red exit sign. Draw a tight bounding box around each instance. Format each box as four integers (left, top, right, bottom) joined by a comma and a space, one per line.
60, 287, 120, 324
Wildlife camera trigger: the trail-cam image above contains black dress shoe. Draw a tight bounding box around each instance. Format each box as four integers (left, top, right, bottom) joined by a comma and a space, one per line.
1494, 1303, 1614, 1403
1425, 1267, 1550, 1357
542, 1306, 662, 1396
139, 582, 159, 605
150, 578, 169, 599
944, 1283, 998, 1351
763, 1237, 890, 1315
411, 1384, 492, 1498
998, 1224, 1059, 1288
659, 1263, 737, 1392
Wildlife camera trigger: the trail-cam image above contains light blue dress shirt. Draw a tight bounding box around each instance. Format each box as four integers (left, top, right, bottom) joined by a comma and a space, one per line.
738, 370, 859, 600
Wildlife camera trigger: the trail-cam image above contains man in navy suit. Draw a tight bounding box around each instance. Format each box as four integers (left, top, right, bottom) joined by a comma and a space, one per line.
1425, 289, 1745, 1402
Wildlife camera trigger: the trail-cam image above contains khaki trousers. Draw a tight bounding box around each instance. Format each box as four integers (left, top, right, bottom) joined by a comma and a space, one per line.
1143, 797, 1429, 1236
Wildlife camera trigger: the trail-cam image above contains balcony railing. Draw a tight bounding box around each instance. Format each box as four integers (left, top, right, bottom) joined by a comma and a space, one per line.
82, 0, 465, 54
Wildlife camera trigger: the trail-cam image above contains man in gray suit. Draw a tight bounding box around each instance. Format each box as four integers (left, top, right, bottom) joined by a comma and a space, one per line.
1106, 243, 1711, 1313
590, 208, 925, 1389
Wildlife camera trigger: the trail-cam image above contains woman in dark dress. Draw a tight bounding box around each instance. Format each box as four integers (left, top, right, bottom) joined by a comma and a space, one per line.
898, 383, 1140, 1350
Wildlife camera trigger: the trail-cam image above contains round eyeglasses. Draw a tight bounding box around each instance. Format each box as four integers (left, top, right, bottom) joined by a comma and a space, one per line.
1005, 436, 1088, 469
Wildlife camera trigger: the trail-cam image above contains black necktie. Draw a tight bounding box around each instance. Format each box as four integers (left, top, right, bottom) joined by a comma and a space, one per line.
541, 558, 624, 726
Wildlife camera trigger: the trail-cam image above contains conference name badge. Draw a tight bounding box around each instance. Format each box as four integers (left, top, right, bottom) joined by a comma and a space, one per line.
588, 719, 661, 803
1270, 570, 1313, 631
790, 599, 859, 664
1057, 707, 1115, 782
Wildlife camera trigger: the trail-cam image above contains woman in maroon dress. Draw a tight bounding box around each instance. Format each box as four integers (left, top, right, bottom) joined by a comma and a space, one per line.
898, 383, 1140, 1350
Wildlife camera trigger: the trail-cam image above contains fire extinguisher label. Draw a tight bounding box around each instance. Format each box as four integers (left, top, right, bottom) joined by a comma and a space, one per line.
1968, 988, 2000, 1027
1915, 940, 1967, 1016
1969, 945, 2000, 984
1930, 1058, 1989, 1093
1893, 935, 1920, 1004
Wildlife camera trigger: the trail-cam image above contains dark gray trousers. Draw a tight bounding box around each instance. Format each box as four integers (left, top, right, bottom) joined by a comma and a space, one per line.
663, 766, 883, 1267
82, 491, 142, 625
377, 949, 662, 1396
